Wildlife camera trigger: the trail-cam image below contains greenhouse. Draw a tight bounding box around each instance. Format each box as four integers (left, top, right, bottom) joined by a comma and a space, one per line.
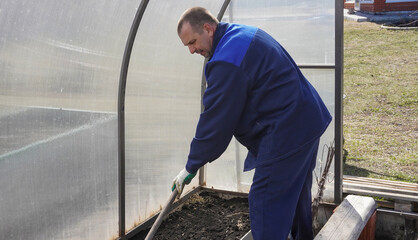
1, 0, 416, 239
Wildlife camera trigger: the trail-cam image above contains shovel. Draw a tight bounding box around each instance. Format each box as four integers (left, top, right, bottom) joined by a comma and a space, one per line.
144, 189, 178, 240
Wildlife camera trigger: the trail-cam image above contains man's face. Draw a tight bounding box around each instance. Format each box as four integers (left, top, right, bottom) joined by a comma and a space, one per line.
179, 22, 215, 58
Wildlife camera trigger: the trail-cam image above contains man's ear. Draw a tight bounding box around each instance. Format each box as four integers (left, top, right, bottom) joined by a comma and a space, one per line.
203, 23, 215, 36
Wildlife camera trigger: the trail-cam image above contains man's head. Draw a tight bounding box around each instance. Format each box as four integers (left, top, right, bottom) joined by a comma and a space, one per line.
177, 7, 219, 58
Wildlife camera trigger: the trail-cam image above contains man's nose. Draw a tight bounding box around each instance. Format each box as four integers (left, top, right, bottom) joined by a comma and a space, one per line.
188, 46, 196, 54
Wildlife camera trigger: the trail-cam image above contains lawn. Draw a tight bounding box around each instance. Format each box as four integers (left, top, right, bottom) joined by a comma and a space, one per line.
343, 21, 417, 183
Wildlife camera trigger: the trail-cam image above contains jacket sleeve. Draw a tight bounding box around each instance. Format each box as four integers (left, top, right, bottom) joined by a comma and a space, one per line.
185, 61, 250, 173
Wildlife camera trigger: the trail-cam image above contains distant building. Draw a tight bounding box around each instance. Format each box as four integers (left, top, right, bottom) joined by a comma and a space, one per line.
344, 0, 418, 13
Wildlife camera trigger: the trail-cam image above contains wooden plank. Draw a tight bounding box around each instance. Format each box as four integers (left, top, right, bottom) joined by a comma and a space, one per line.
344, 178, 414, 188
344, 176, 418, 190
358, 211, 376, 240
343, 181, 417, 194
343, 176, 418, 202
314, 195, 376, 240
343, 182, 418, 197
345, 183, 418, 192
344, 179, 417, 191
344, 187, 418, 202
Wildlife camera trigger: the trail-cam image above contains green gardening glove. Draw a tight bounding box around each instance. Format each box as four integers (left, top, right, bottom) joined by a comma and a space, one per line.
172, 168, 196, 197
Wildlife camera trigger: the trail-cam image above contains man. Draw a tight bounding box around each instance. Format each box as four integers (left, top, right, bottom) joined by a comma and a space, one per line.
172, 7, 331, 240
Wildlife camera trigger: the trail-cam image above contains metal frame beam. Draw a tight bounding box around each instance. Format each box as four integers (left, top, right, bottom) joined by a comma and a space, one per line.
298, 64, 335, 69
117, 0, 150, 238
334, 0, 344, 204
117, 1, 233, 238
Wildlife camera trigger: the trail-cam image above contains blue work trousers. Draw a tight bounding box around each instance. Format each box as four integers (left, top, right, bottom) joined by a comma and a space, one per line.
249, 139, 319, 240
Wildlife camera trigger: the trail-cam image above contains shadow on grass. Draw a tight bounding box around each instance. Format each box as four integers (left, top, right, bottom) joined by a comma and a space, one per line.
342, 148, 412, 182
343, 148, 371, 177
343, 163, 370, 177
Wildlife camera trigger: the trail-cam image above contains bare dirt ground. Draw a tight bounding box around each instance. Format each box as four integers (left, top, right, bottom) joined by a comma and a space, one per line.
132, 191, 250, 240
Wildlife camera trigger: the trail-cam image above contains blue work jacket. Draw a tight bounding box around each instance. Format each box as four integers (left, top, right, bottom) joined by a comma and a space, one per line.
186, 22, 332, 173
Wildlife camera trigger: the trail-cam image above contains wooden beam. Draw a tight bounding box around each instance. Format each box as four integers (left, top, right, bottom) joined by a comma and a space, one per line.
343, 175, 418, 202
344, 176, 418, 191
314, 195, 376, 240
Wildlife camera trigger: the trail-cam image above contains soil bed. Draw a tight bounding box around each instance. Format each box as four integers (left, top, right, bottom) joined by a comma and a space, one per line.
132, 191, 250, 240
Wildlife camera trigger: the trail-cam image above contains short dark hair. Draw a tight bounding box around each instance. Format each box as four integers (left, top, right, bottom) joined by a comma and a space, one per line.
177, 7, 219, 34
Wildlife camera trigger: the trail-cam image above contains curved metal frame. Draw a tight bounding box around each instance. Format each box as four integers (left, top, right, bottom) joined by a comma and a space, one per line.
116, 0, 343, 238
117, 0, 150, 238
117, 1, 232, 238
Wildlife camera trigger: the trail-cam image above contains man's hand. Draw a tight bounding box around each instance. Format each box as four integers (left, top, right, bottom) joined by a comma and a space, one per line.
172, 168, 196, 197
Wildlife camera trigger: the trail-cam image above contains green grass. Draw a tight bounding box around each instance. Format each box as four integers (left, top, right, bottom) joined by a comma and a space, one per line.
343, 21, 418, 183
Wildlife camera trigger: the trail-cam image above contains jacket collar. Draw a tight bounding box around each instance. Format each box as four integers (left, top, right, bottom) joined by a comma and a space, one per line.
210, 22, 229, 60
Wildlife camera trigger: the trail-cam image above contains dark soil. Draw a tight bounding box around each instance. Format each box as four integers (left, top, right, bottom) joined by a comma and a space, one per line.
132, 191, 250, 240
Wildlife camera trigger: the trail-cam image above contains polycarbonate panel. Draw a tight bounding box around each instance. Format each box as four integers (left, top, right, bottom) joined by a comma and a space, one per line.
206, 138, 254, 193
302, 69, 336, 203
207, 69, 336, 202
0, 1, 132, 239
124, 0, 225, 232
222, 0, 335, 64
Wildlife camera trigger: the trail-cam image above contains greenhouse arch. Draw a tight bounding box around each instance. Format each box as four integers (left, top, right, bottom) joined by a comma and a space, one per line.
0, 0, 343, 239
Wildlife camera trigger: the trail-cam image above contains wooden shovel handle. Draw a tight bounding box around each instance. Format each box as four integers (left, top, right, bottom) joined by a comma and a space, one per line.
144, 189, 178, 240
